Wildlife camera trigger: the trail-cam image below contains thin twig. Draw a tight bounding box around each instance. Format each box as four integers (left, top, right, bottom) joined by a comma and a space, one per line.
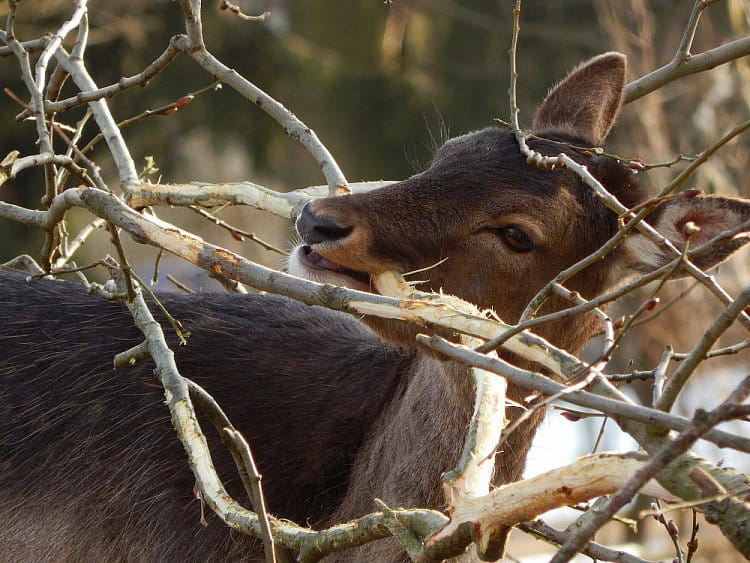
131, 271, 190, 345
166, 274, 194, 293
75, 81, 222, 159
656, 285, 750, 412
218, 0, 270, 22
672, 339, 750, 361
519, 520, 653, 563
223, 428, 277, 563
640, 486, 750, 517
189, 205, 287, 255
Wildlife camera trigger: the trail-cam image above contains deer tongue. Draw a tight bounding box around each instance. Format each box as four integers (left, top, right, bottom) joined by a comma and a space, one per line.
305, 248, 341, 272
303, 247, 371, 283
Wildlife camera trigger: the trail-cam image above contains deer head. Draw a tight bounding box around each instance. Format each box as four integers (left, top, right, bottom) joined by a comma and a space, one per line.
289, 53, 750, 352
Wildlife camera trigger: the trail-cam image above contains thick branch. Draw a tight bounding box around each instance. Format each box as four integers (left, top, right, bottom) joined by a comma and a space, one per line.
552, 385, 750, 562
127, 180, 393, 218
625, 37, 750, 103
425, 452, 662, 558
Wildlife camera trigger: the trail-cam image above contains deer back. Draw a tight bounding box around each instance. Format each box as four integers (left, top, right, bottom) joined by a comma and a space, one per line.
0, 270, 412, 561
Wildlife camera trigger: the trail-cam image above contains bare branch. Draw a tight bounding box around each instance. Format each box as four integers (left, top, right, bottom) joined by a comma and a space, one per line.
34, 0, 88, 98
656, 285, 750, 411
624, 0, 748, 103
425, 452, 665, 558
519, 520, 654, 563
625, 38, 750, 104
54, 217, 105, 269
375, 270, 509, 559
551, 383, 750, 562
1, 21, 54, 155
52, 47, 139, 187
172, 5, 349, 195
189, 205, 287, 255
421, 335, 750, 453
18, 37, 182, 119
218, 0, 270, 22
223, 428, 277, 563
126, 180, 393, 218
0, 36, 46, 57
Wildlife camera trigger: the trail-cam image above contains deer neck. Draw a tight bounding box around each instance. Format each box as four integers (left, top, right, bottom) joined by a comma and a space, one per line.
332, 304, 602, 522
329, 352, 474, 525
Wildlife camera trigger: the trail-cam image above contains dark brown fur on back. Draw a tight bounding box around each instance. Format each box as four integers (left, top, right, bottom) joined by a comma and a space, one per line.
0, 271, 412, 561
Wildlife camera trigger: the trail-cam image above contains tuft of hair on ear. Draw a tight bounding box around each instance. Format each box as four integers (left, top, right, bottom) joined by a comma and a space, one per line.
589, 155, 645, 210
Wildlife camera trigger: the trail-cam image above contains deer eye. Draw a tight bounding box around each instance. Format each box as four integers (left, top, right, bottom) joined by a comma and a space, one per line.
497, 226, 535, 253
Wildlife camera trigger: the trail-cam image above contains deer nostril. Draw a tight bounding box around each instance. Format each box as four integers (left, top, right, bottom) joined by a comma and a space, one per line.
296, 203, 353, 245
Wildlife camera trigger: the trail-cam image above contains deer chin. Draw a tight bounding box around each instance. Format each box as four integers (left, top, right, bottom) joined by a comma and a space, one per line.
287, 245, 373, 292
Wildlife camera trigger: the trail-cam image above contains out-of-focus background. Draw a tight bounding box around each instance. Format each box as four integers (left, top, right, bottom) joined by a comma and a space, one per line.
1, 1, 749, 560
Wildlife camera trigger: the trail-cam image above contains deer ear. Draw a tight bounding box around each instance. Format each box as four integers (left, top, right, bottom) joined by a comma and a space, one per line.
622, 196, 750, 277
532, 52, 627, 146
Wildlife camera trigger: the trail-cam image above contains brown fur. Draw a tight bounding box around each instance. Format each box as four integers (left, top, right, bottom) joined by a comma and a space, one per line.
3, 53, 750, 562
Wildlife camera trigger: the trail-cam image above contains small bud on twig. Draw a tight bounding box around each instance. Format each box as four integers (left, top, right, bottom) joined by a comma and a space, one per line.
627, 160, 646, 171
650, 502, 660, 521
156, 106, 179, 116
173, 95, 194, 108
683, 221, 701, 237
1, 150, 19, 168
682, 188, 702, 199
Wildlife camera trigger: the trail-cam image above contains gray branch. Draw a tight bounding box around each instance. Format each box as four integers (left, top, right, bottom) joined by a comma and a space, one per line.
519, 520, 654, 563
421, 335, 750, 453
551, 380, 750, 562
19, 36, 182, 119
172, 11, 348, 195
52, 47, 139, 187
625, 37, 750, 104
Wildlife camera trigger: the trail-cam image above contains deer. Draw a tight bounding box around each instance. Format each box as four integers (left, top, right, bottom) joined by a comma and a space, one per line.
1, 52, 749, 562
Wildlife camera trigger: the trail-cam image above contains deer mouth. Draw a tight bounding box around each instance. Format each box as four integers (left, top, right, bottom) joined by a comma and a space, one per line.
288, 245, 373, 291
